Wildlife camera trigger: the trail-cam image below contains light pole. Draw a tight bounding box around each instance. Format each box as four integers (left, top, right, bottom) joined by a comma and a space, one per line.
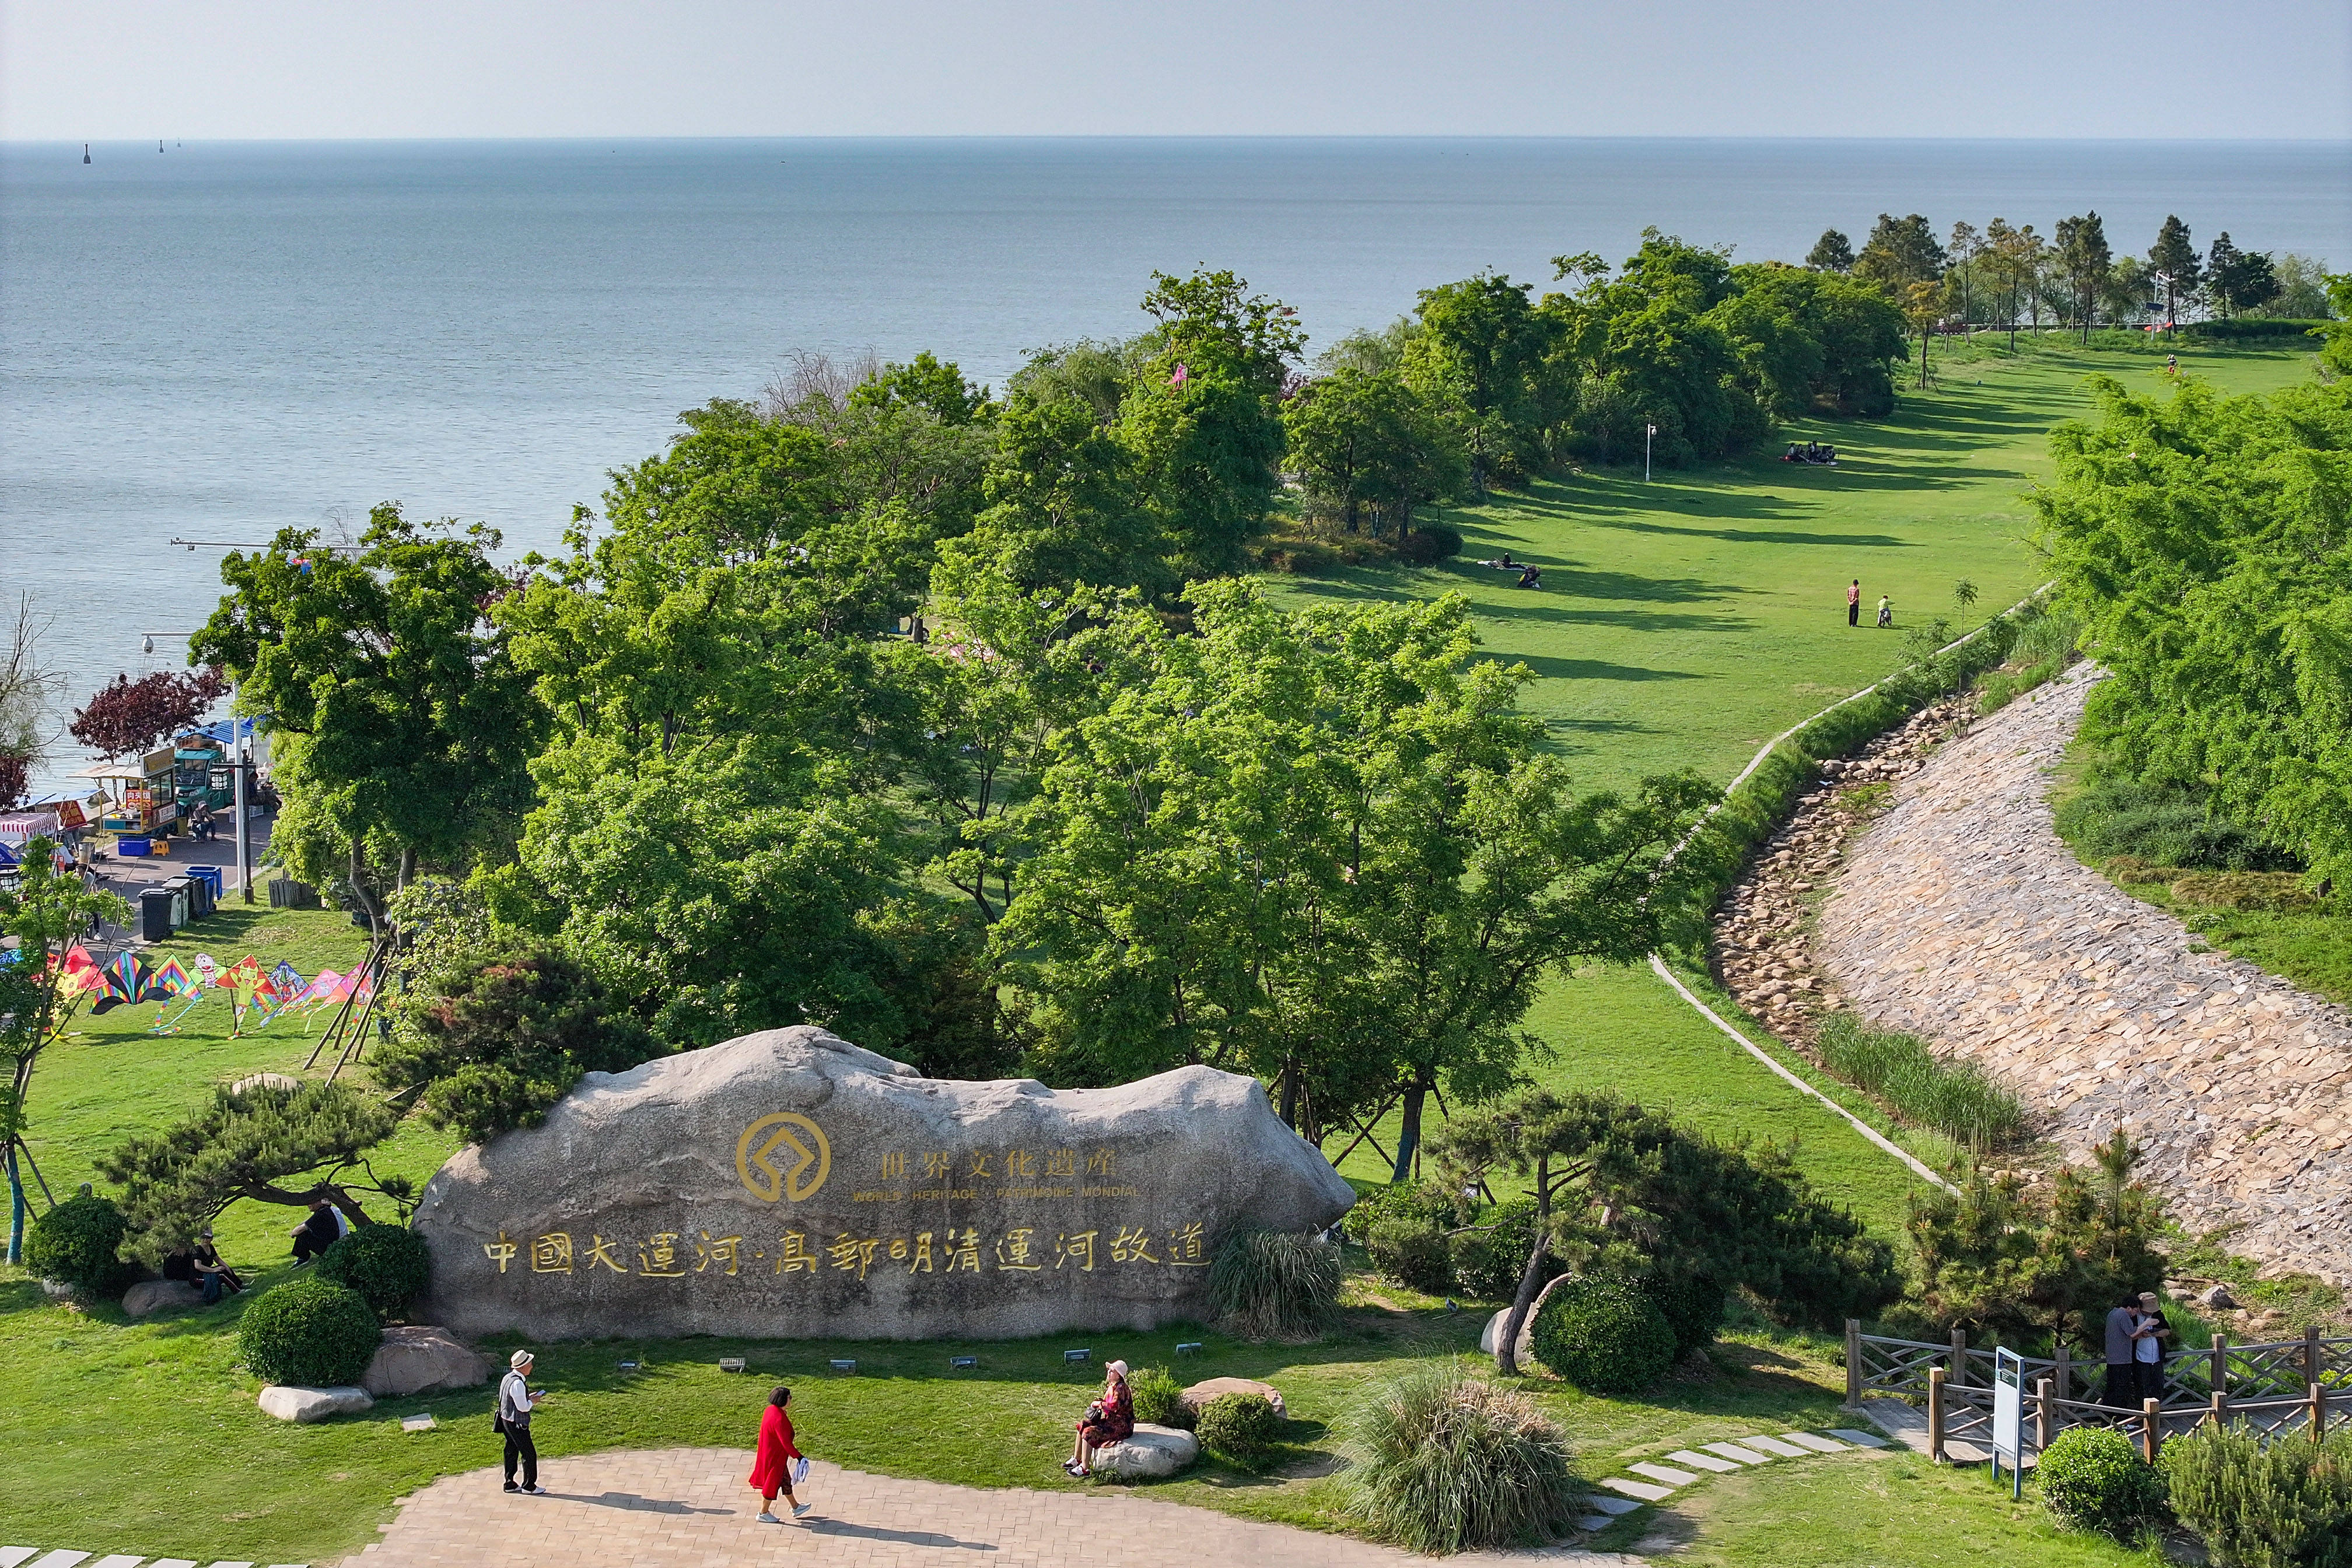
1645, 424, 1657, 483
142, 632, 253, 903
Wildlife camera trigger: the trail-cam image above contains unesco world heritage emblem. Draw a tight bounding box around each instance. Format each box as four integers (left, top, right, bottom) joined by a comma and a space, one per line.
736, 1112, 831, 1202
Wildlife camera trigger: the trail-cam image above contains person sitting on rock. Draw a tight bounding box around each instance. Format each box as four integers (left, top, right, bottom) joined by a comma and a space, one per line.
191, 1229, 242, 1304
290, 1196, 343, 1264
1065, 1360, 1133, 1478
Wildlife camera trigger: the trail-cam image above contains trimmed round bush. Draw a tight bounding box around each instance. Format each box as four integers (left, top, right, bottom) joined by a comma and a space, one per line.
1196, 1390, 1282, 1469
1639, 1269, 1728, 1359
2036, 1426, 2168, 1541
1367, 1214, 1453, 1295
1128, 1365, 1193, 1430
23, 1192, 127, 1295
1208, 1228, 1340, 1342
1338, 1360, 1581, 1553
317, 1223, 431, 1323
238, 1277, 381, 1388
1528, 1275, 1676, 1395
1447, 1200, 1536, 1303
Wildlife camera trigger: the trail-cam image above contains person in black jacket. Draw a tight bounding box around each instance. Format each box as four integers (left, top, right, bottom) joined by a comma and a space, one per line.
290, 1198, 343, 1264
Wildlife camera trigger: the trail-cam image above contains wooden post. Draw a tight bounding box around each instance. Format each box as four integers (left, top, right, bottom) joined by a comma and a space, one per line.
2208, 1388, 2228, 1429
2314, 1379, 2329, 1440
2054, 1341, 2071, 1401
1950, 1328, 1969, 1387
2141, 1398, 2162, 1464
1929, 1367, 1947, 1463
2308, 1325, 2324, 1387
2035, 1376, 2053, 1452
2212, 1332, 2229, 1402
1845, 1320, 1862, 1408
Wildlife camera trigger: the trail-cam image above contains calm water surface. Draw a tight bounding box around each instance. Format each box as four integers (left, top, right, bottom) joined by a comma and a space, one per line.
4, 137, 2348, 793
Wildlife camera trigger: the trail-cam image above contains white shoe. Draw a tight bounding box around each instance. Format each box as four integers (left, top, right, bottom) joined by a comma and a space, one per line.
758, 1511, 781, 1523
793, 1503, 811, 1517
521, 1485, 548, 1496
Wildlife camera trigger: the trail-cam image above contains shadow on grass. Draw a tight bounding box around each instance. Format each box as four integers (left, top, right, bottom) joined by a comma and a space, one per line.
1481, 653, 1704, 684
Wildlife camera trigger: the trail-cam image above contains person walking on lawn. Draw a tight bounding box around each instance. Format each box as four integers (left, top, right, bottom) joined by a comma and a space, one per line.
499, 1349, 550, 1494
749, 1385, 810, 1522
1847, 579, 1861, 627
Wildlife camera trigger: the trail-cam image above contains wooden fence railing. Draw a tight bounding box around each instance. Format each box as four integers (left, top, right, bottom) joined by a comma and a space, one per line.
1846, 1322, 2350, 1461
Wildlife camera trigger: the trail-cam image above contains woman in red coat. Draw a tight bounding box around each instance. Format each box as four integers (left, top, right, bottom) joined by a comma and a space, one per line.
748, 1385, 807, 1522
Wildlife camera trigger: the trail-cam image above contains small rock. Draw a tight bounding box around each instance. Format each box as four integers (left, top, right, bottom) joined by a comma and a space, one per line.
258, 1384, 375, 1423
1093, 1422, 1200, 1479
364, 1324, 492, 1398
2199, 1283, 2238, 1310
123, 1279, 207, 1318
1181, 1376, 1286, 1419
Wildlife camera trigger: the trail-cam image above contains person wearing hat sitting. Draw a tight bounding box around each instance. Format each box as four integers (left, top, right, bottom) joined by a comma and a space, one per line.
191, 1228, 242, 1304
498, 1349, 551, 1494
1065, 1359, 1132, 1478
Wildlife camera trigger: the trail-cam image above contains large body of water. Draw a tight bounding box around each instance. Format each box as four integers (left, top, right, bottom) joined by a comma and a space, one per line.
4, 136, 2348, 796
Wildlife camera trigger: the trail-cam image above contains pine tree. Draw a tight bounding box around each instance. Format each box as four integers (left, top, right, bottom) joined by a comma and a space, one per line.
2147, 215, 2201, 326
1805, 229, 1855, 272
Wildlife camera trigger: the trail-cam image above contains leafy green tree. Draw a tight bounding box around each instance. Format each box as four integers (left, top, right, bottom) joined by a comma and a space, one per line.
1853, 213, 1947, 294
1805, 229, 1854, 272
99, 1080, 412, 1264
1712, 264, 1906, 418
1404, 272, 1553, 491
2148, 215, 2202, 327
1282, 367, 1462, 533
2099, 255, 2152, 330
2054, 212, 2114, 345
2324, 274, 2352, 376
846, 351, 993, 425
1432, 1090, 1899, 1375
2203, 235, 2281, 320
194, 506, 547, 934
1945, 222, 1984, 330
2, 839, 129, 1262
2202, 233, 2245, 319
2035, 373, 2352, 887
377, 938, 657, 1142
1987, 219, 2047, 351
950, 389, 1161, 594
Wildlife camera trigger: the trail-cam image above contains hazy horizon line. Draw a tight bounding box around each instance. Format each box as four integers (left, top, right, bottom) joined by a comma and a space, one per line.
14, 132, 2352, 147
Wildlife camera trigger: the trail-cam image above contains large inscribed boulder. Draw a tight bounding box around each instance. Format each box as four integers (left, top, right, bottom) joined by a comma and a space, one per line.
413, 1027, 1353, 1342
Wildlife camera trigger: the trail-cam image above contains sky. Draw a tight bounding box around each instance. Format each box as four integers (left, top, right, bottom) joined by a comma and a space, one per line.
4, 0, 2348, 142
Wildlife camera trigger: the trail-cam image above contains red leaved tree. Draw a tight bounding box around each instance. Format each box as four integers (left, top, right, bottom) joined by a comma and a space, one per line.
68, 668, 230, 760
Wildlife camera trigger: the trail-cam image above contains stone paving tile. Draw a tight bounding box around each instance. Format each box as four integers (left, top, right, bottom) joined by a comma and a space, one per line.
1595, 1478, 1676, 1504
1778, 1433, 1847, 1454
1699, 1443, 1772, 1465
1817, 668, 2352, 1286
1624, 1463, 1698, 1487
1826, 1429, 1889, 1450
338, 1448, 1646, 1567
1735, 1436, 1809, 1459
1662, 1450, 1740, 1474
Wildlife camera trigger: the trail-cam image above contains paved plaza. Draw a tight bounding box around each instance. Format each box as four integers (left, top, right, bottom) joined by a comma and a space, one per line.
339, 1448, 1647, 1567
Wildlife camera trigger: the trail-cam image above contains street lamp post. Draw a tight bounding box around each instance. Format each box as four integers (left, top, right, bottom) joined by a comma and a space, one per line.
1645, 424, 1658, 483
143, 632, 253, 904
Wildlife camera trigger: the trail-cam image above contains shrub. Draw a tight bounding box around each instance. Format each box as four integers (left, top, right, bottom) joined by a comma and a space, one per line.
1815, 1012, 2027, 1150
2036, 1426, 2168, 1542
317, 1224, 432, 1324
1336, 1360, 1581, 1553
237, 1276, 382, 1388
1448, 1199, 1537, 1302
1343, 1180, 1448, 1246
1195, 1391, 1282, 1468
1208, 1228, 1340, 1341
1640, 1269, 1728, 1359
2054, 772, 2301, 874
2166, 872, 2323, 914
1529, 1275, 1676, 1395
24, 1192, 128, 1296
2160, 1424, 2352, 1568
1368, 1214, 1454, 1295
1392, 525, 1462, 566
1127, 1366, 1192, 1430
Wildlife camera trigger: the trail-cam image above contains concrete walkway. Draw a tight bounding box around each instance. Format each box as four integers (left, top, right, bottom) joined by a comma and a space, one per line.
338, 1448, 1646, 1567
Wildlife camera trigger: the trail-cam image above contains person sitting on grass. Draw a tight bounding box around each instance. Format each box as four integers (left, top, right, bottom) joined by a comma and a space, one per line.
289, 1196, 344, 1264
1065, 1360, 1133, 1478
1516, 564, 1543, 589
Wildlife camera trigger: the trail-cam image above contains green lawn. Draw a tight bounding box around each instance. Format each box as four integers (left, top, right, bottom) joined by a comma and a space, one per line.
2, 338, 2323, 1567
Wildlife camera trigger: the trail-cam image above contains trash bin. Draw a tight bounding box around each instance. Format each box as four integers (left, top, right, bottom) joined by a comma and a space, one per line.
138, 887, 176, 943
188, 866, 220, 914
162, 876, 193, 929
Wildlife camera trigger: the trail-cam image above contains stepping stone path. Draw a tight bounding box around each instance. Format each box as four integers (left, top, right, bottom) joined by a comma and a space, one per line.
1592, 1428, 1886, 1511
0, 1554, 304, 1568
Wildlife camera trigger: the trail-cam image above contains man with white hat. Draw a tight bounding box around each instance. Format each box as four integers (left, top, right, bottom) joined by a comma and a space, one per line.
498, 1349, 550, 1494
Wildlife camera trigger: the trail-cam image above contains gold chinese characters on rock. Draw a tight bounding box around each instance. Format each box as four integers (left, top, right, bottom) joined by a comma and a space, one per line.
481, 1114, 1207, 1287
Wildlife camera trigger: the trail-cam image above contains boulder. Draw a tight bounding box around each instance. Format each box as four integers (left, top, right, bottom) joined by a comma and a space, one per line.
123, 1279, 207, 1318
257, 1384, 374, 1423
2199, 1283, 2238, 1310
1478, 1273, 1577, 1366
364, 1325, 492, 1397
414, 1026, 1355, 1343
1181, 1376, 1285, 1419
1093, 1422, 1200, 1479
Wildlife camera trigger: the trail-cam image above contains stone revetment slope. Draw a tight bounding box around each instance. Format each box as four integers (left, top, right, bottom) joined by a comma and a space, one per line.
1815, 668, 2352, 1285
413, 1026, 1356, 1339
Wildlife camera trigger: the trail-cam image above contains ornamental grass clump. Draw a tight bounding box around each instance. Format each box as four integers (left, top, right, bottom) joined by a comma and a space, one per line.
238, 1276, 381, 1388
2035, 1426, 2168, 1543
1208, 1228, 1340, 1342
1815, 1012, 2027, 1151
1338, 1360, 1581, 1553
2159, 1423, 2352, 1568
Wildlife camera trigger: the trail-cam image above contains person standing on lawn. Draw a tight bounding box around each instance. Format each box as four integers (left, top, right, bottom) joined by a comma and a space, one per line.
1847, 579, 1861, 627
749, 1385, 810, 1522
2135, 1292, 2172, 1405
2102, 1292, 2143, 1408
499, 1349, 550, 1494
